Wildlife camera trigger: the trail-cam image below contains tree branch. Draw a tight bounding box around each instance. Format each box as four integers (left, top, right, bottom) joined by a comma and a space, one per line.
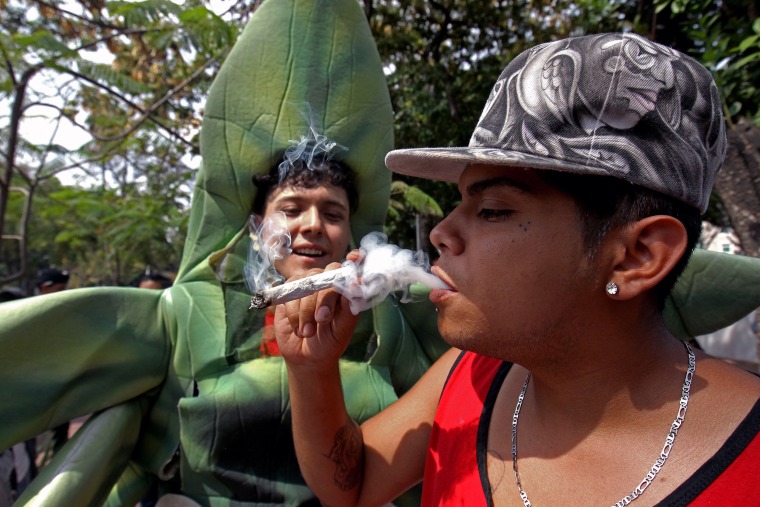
57, 65, 200, 149
32, 0, 121, 31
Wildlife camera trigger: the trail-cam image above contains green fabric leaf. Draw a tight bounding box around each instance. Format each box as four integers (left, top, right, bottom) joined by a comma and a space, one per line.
666, 249, 760, 338
15, 398, 148, 506
6, 1, 760, 506
0, 288, 170, 449
177, 0, 394, 282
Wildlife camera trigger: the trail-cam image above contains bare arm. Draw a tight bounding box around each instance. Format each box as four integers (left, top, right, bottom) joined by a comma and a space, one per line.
275, 261, 459, 506
285, 340, 459, 506
356, 347, 460, 504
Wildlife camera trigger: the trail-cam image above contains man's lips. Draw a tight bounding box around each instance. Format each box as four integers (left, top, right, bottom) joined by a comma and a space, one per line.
431, 266, 455, 289
429, 288, 454, 304
430, 266, 457, 304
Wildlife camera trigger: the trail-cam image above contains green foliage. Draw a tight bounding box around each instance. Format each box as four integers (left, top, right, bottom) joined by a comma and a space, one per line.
74, 61, 152, 95
0, 0, 237, 285
178, 7, 237, 56
12, 29, 76, 58
385, 180, 445, 250
370, 0, 584, 252
371, 0, 760, 253
3, 0, 760, 285
25, 178, 189, 287
110, 0, 183, 27
371, 0, 561, 150
389, 181, 443, 219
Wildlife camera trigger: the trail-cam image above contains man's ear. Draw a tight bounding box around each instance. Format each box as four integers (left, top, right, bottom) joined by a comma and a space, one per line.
607, 216, 688, 299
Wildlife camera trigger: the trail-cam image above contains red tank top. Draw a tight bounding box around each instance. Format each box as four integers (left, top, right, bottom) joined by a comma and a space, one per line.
421, 351, 760, 506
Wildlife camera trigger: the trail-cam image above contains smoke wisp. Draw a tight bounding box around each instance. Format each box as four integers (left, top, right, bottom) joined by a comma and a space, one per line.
246, 215, 448, 313
244, 213, 291, 293
334, 232, 448, 314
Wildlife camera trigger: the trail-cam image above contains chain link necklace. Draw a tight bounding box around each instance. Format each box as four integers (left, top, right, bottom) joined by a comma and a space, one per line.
511, 342, 695, 507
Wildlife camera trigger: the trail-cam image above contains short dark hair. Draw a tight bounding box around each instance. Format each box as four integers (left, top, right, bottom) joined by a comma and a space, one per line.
538, 171, 701, 309
134, 272, 173, 289
252, 155, 359, 216
35, 268, 69, 289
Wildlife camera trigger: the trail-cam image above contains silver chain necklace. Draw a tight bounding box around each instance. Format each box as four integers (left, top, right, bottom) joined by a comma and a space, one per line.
511, 342, 695, 507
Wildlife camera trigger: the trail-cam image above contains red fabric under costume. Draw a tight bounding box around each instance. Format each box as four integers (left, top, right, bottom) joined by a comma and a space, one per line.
421, 351, 760, 506
260, 308, 280, 356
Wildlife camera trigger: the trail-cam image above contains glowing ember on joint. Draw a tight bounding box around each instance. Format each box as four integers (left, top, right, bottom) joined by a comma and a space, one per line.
249, 266, 355, 309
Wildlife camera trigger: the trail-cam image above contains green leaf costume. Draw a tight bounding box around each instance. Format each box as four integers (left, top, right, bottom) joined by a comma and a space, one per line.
1, 1, 759, 506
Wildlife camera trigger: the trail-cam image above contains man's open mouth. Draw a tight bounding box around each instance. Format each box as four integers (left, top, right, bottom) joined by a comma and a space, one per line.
292, 248, 325, 258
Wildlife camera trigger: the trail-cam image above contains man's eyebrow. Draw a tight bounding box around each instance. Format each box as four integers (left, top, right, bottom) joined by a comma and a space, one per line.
274, 194, 349, 211
323, 198, 350, 211
465, 176, 534, 197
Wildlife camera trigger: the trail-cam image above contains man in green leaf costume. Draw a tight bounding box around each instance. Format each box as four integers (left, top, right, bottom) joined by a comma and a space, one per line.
1, 1, 446, 505
0, 1, 759, 506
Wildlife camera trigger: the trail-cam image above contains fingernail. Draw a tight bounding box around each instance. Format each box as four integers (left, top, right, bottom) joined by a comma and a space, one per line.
316, 306, 330, 322
302, 323, 315, 337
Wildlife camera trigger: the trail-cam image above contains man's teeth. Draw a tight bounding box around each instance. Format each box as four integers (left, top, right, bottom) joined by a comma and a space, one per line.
294, 248, 324, 257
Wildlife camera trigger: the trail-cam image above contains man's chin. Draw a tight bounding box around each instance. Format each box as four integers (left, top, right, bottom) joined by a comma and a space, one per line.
438, 326, 471, 351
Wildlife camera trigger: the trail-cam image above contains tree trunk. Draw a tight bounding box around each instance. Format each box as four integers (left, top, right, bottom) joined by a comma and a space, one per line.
717, 117, 760, 258
715, 117, 760, 361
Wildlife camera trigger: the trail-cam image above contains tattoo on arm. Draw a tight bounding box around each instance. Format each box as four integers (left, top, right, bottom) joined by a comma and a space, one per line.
326, 422, 363, 491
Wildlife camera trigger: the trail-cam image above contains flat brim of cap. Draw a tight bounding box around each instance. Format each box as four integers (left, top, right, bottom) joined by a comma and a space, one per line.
385, 147, 606, 183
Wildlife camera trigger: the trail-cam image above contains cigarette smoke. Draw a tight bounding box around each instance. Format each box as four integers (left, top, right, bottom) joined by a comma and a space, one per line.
246, 214, 448, 314
277, 102, 347, 183
244, 213, 291, 293
335, 232, 449, 314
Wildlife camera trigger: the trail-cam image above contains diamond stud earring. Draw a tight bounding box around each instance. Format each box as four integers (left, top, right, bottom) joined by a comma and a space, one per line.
605, 282, 619, 296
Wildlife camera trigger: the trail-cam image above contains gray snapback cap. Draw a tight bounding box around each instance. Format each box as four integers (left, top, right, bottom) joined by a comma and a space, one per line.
386, 33, 727, 213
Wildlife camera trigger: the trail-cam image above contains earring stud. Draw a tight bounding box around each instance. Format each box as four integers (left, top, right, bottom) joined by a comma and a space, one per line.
605, 282, 619, 296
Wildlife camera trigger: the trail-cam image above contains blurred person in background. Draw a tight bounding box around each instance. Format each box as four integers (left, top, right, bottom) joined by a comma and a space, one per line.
133, 271, 173, 290
34, 268, 69, 296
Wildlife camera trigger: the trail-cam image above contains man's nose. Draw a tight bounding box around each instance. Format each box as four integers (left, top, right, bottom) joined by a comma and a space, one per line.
300, 207, 323, 234
429, 212, 463, 255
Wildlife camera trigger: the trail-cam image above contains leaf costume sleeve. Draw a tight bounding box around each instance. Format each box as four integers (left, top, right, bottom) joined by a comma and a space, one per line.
0, 288, 177, 506
2, 0, 760, 506
0, 288, 169, 449
666, 249, 760, 339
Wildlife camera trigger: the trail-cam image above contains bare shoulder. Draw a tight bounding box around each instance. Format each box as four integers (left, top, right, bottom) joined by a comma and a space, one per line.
689, 352, 760, 433
360, 347, 462, 447
697, 353, 760, 393
650, 352, 760, 490
363, 347, 462, 431
355, 348, 461, 504
409, 346, 463, 397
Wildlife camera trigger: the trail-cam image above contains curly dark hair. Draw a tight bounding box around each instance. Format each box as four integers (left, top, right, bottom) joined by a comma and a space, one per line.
252, 154, 359, 216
